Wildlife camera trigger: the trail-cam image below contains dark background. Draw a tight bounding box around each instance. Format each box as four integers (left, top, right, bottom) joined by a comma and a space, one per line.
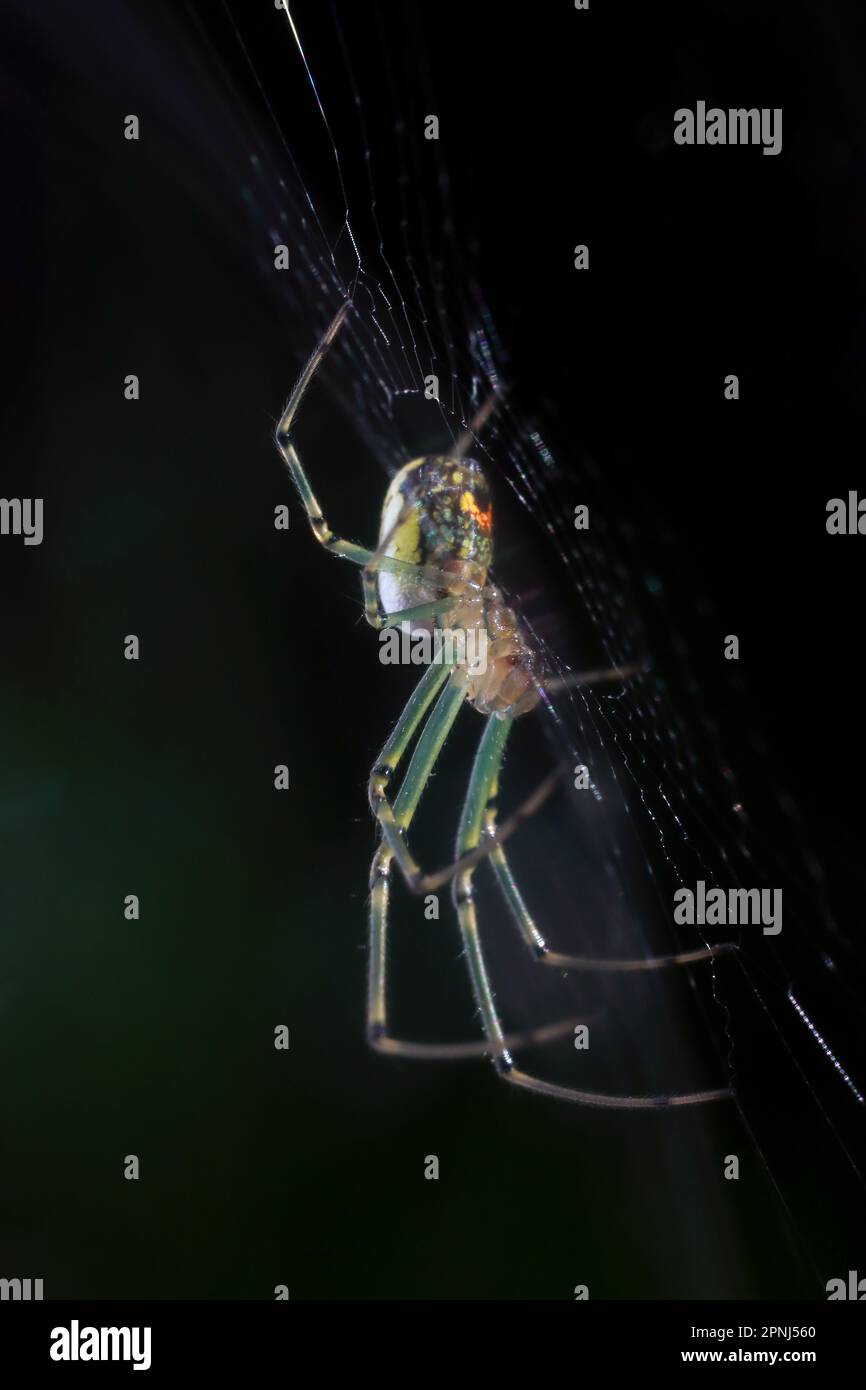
1, 0, 865, 1299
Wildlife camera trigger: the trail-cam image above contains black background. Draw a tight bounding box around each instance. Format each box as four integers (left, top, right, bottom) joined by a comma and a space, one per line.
1, 0, 865, 1300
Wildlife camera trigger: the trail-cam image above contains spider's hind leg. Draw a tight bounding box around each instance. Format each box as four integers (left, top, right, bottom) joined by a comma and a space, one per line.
367, 663, 457, 1044
483, 661, 737, 972
366, 665, 581, 1058
452, 715, 734, 1109
386, 662, 648, 895
368, 840, 584, 1060
487, 828, 737, 974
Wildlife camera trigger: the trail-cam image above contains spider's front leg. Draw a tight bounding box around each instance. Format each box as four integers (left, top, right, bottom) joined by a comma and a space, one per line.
277, 305, 477, 608
275, 302, 376, 567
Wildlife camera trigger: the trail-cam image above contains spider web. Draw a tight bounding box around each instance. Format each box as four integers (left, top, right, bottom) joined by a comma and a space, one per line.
178, 0, 866, 1295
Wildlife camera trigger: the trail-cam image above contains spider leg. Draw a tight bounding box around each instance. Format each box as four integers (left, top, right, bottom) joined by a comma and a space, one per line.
453, 388, 502, 460
366, 665, 552, 897
487, 660, 736, 970
276, 307, 487, 597
275, 302, 375, 565
372, 1012, 584, 1060
368, 671, 469, 912
383, 660, 652, 895
504, 1071, 733, 1109
486, 821, 737, 972
368, 866, 587, 1058
367, 663, 584, 1055
409, 765, 563, 892
452, 715, 733, 1108
367, 662, 454, 1044
541, 660, 645, 693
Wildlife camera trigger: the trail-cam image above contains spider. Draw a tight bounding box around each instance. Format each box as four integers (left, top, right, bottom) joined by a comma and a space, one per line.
276, 301, 735, 1109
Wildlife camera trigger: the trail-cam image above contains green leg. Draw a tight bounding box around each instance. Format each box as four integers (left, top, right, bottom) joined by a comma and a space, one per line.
452, 719, 733, 1107
452, 715, 515, 1064
275, 303, 372, 564
369, 661, 453, 798
276, 306, 484, 603
397, 763, 563, 895
394, 660, 657, 895
367, 670, 579, 1058
367, 662, 453, 1041
368, 675, 468, 887
275, 304, 439, 579
277, 435, 373, 564
486, 820, 736, 973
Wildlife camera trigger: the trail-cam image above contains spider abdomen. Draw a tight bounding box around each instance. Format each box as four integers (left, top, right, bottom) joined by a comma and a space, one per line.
377, 455, 493, 623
